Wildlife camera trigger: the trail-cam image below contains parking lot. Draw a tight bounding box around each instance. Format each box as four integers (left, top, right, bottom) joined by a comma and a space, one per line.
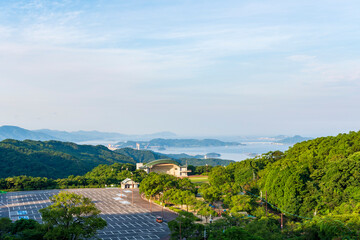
0, 188, 177, 240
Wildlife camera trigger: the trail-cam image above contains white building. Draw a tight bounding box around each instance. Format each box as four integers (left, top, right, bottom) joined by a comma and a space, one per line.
120, 178, 139, 189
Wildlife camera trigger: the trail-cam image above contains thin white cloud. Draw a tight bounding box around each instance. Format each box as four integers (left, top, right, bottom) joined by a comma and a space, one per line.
287, 55, 316, 62
1, 0, 360, 135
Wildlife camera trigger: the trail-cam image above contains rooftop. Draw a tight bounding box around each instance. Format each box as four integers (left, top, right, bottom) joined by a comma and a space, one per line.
141, 159, 182, 168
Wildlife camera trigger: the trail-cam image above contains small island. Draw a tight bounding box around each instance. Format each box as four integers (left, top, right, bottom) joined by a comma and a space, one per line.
204, 152, 221, 158
276, 135, 312, 144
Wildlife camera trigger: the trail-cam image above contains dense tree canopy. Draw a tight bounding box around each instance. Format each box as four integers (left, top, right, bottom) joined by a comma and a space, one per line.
257, 131, 360, 217
39, 192, 107, 240
0, 163, 147, 191
0, 139, 135, 178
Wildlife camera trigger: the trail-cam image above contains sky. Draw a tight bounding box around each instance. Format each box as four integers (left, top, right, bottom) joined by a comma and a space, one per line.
0, 0, 359, 137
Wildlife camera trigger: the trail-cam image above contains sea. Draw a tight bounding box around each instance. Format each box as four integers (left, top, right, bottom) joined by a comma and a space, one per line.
152, 142, 292, 162
78, 140, 292, 162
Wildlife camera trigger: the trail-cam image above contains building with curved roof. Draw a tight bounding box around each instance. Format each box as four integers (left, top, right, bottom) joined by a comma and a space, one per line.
136, 159, 190, 177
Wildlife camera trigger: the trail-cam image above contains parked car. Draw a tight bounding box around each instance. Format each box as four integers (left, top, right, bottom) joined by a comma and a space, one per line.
156, 216, 163, 223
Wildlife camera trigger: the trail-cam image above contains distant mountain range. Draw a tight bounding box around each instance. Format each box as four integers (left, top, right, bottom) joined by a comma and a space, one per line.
0, 125, 177, 142
0, 125, 311, 146
0, 125, 58, 141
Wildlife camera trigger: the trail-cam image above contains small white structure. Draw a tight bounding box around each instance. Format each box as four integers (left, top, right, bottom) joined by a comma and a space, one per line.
120, 178, 139, 189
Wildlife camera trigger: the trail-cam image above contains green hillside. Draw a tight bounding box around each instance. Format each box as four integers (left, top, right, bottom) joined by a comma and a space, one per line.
115, 147, 164, 162
224, 131, 360, 217
0, 139, 134, 178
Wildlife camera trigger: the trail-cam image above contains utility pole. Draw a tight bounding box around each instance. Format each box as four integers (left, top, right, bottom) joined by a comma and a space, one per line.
179, 220, 182, 240
162, 202, 164, 218
132, 182, 134, 205
281, 213, 284, 230
149, 196, 152, 212
131, 172, 134, 205
265, 191, 268, 216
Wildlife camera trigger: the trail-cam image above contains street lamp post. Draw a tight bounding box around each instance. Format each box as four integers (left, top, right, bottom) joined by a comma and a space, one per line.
120, 182, 123, 196
131, 172, 134, 205
149, 196, 152, 212
132, 182, 134, 205
120, 166, 124, 197
160, 192, 164, 218
162, 202, 164, 218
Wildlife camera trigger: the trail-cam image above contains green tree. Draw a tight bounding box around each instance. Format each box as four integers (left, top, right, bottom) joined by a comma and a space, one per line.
11, 219, 46, 240
229, 195, 254, 214
209, 226, 262, 240
199, 184, 222, 204
244, 215, 282, 240
208, 166, 232, 187
39, 192, 107, 240
0, 218, 46, 240
168, 212, 204, 240
197, 203, 217, 223
0, 217, 13, 239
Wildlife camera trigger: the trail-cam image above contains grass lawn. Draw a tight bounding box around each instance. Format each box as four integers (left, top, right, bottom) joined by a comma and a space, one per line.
188, 175, 209, 184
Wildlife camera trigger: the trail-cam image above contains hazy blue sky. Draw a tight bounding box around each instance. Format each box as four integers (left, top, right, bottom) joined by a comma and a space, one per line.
0, 0, 359, 136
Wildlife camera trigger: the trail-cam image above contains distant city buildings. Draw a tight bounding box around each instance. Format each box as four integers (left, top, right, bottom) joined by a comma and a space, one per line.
107, 144, 118, 151
106, 142, 142, 151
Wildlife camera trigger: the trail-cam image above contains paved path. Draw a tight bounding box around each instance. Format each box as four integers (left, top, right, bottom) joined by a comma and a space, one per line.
0, 188, 177, 240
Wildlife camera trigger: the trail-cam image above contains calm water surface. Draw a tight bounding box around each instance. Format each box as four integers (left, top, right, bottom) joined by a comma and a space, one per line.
153, 142, 292, 162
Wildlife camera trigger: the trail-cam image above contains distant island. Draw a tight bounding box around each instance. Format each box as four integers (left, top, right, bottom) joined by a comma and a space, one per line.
276, 135, 312, 144
115, 138, 245, 149
204, 152, 221, 158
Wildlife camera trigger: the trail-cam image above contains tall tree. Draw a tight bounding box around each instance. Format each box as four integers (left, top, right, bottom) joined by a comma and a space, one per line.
39, 192, 107, 240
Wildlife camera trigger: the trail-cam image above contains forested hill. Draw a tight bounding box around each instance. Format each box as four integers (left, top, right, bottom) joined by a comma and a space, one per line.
115, 147, 165, 163
0, 139, 135, 178
0, 140, 235, 179
225, 131, 360, 218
